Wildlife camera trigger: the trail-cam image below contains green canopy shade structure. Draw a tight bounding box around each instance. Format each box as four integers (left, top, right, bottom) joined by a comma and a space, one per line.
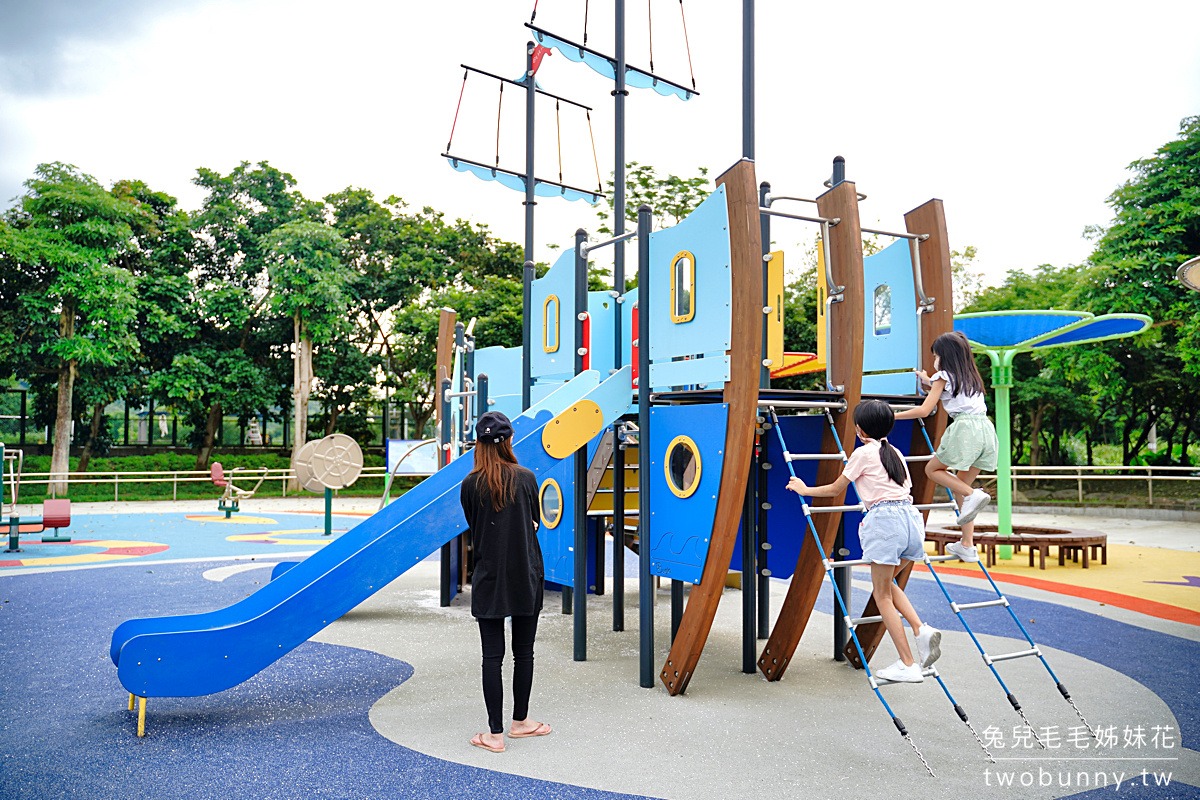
952, 310, 1152, 548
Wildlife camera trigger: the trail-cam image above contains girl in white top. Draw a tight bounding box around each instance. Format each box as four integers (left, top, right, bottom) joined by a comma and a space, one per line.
787, 400, 942, 683
896, 331, 999, 563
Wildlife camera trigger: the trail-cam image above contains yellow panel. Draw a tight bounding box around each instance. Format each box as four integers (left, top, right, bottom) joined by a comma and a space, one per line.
766, 250, 785, 369
815, 239, 828, 370
663, 435, 702, 499
670, 251, 696, 323
542, 399, 605, 459
539, 478, 564, 528
543, 295, 560, 353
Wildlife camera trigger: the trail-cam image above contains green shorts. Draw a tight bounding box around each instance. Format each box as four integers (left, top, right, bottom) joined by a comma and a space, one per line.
936, 414, 998, 472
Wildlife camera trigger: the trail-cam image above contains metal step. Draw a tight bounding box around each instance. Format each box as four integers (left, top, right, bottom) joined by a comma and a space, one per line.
951, 598, 1009, 612
807, 504, 865, 514
986, 647, 1040, 664
784, 452, 844, 461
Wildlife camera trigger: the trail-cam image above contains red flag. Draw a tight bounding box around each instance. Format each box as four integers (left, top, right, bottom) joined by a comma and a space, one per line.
531, 44, 552, 74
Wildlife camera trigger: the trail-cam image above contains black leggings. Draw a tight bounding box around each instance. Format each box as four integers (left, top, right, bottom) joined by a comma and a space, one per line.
476, 615, 539, 734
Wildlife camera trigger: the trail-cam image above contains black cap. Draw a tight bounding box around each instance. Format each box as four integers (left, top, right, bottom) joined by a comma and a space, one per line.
475, 411, 513, 443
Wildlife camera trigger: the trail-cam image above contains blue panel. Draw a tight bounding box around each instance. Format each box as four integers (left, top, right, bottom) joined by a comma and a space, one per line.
648, 186, 732, 364
1031, 316, 1150, 349
530, 249, 577, 379
862, 371, 918, 396
647, 404, 728, 583
474, 345, 521, 404
954, 313, 1089, 349
760, 417, 918, 579
537, 456, 576, 586
522, 370, 597, 420
862, 239, 920, 374
587, 291, 618, 372
648, 355, 730, 389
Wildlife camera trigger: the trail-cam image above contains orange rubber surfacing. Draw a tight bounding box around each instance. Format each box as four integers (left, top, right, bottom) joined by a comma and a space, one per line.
916, 543, 1200, 626
0, 540, 169, 568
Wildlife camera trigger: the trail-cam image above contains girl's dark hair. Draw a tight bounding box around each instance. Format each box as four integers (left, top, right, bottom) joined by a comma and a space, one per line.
931, 331, 984, 397
853, 400, 907, 486
470, 437, 519, 511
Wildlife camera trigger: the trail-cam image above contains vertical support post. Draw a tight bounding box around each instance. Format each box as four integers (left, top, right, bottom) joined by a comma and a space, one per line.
440, 376, 453, 606
137, 697, 146, 738
671, 580, 683, 642
323, 486, 333, 536
740, 454, 756, 672
477, 374, 489, 418
742, 0, 754, 160
614, 0, 627, 327
19, 389, 27, 446
522, 39, 537, 412
523, 260, 535, 410
613, 430, 625, 631
991, 349, 1015, 551
637, 204, 653, 688
148, 398, 155, 446
123, 402, 130, 446
832, 519, 850, 660
573, 228, 589, 661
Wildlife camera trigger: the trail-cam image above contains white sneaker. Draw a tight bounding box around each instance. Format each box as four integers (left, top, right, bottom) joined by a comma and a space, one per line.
957, 489, 992, 525
915, 625, 942, 667
876, 659, 924, 683
946, 542, 980, 563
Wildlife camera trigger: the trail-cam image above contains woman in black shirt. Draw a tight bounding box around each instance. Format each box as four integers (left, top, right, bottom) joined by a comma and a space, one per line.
460, 411, 550, 753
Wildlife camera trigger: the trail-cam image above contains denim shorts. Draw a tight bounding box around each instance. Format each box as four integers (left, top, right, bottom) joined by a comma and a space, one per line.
859, 499, 925, 566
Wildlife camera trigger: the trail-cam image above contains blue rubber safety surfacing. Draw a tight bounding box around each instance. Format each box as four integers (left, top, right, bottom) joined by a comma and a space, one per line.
0, 562, 658, 800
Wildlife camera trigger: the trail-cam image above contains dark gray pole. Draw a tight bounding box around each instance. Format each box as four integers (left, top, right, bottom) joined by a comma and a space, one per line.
743, 0, 754, 160
523, 260, 534, 410
740, 452, 755, 672
573, 228, 589, 662
831, 155, 845, 186
833, 520, 850, 661
613, 427, 625, 631
439, 376, 453, 607
614, 0, 627, 323
637, 204, 653, 688
671, 580, 683, 642
522, 41, 537, 412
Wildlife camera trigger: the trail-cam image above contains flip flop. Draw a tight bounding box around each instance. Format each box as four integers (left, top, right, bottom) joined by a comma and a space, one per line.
508, 722, 552, 738
471, 733, 505, 753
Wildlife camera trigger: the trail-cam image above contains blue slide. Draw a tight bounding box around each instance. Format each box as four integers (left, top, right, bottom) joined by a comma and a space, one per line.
111, 368, 632, 698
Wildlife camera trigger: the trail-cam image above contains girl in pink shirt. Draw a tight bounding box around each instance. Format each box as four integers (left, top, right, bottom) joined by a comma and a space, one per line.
787, 400, 942, 683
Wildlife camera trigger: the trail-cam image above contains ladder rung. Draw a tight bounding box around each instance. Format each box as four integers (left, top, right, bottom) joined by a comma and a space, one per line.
925, 554, 961, 563
851, 614, 883, 626
953, 598, 1008, 612
871, 666, 938, 688
904, 454, 934, 462
808, 504, 865, 514
914, 502, 956, 510
826, 557, 871, 569
785, 452, 845, 461
988, 647, 1040, 664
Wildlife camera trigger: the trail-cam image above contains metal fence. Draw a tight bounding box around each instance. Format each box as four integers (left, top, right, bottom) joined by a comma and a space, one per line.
979, 465, 1200, 507
10, 465, 396, 503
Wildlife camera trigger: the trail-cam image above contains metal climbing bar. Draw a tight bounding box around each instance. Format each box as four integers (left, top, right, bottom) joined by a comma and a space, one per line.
914, 416, 1098, 741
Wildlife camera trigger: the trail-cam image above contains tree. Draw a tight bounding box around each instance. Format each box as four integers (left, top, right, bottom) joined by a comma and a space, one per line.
595, 162, 711, 234
262, 220, 351, 485
0, 163, 146, 493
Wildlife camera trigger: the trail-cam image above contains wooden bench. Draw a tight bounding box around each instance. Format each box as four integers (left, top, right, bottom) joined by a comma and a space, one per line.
926, 525, 1107, 570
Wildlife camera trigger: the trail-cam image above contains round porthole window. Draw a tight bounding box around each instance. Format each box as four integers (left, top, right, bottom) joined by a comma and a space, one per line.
663, 435, 702, 499
539, 478, 563, 528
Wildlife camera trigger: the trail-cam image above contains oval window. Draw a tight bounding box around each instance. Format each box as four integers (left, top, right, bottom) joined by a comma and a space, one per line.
873, 284, 892, 336
670, 251, 696, 323
543, 294, 560, 353
539, 478, 563, 528
663, 435, 702, 498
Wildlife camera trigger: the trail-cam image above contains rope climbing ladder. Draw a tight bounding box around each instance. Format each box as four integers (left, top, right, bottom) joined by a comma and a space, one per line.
768, 407, 995, 775
913, 417, 1099, 745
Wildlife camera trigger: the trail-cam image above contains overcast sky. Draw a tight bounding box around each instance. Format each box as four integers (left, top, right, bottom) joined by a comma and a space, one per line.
2, 0, 1198, 290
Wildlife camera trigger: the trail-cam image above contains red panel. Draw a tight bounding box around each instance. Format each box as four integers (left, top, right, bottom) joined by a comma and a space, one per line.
42, 499, 70, 529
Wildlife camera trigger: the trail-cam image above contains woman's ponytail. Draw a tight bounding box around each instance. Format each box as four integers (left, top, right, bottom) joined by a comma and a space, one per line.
877, 437, 908, 487
854, 400, 908, 487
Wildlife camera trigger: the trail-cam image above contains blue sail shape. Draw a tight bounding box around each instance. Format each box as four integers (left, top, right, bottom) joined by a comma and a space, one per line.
529, 26, 694, 101
444, 156, 600, 204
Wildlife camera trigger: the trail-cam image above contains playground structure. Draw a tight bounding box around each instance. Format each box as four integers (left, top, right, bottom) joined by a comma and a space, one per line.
101, 3, 1159, 774
2, 443, 71, 553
